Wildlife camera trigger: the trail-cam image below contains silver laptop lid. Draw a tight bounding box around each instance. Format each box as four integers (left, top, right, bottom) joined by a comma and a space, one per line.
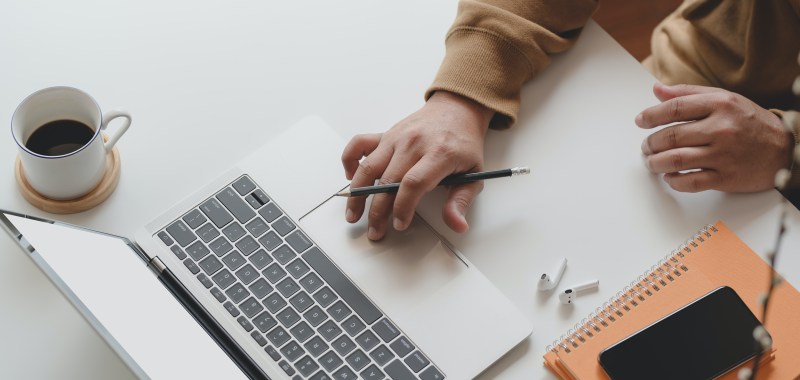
0, 210, 245, 379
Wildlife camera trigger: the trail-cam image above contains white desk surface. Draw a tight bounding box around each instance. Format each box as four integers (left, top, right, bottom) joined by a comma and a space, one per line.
2, 1, 799, 379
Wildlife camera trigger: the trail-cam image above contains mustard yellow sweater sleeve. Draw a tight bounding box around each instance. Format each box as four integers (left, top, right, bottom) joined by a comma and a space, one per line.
425, 0, 599, 129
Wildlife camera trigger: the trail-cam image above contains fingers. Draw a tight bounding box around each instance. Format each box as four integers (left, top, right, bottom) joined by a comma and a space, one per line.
641, 121, 710, 154
651, 82, 727, 102
364, 149, 422, 240
662, 170, 723, 193
341, 134, 382, 180
644, 146, 711, 174
635, 93, 715, 129
345, 145, 393, 224
442, 181, 483, 233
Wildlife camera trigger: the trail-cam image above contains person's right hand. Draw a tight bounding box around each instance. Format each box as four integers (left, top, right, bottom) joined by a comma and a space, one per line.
341, 91, 494, 241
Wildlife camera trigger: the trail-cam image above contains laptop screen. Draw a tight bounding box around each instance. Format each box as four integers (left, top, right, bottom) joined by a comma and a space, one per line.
0, 211, 245, 379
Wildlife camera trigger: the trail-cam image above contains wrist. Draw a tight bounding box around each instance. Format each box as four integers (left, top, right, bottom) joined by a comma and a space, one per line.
428, 91, 493, 133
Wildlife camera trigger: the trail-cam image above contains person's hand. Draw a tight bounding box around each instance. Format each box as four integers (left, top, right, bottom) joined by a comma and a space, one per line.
341, 91, 493, 241
636, 83, 794, 193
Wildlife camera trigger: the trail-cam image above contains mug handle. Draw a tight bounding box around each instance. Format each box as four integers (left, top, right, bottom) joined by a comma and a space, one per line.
101, 110, 132, 152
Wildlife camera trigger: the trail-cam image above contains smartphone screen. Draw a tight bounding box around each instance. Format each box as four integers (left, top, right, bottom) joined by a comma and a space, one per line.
598, 286, 768, 380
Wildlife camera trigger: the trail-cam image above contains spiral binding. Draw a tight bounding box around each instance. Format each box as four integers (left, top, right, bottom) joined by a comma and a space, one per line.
547, 224, 718, 355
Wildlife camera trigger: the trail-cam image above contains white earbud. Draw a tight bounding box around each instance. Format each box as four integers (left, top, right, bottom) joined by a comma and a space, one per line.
537, 258, 567, 291
559, 280, 600, 304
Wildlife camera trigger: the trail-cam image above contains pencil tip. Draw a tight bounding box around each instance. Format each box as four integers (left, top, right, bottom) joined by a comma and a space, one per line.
335, 190, 350, 197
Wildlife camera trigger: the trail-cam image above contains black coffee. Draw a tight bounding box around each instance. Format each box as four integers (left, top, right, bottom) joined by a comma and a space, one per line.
25, 120, 95, 156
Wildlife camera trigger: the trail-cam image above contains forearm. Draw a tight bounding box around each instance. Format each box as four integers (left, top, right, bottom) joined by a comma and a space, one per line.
427, 0, 599, 129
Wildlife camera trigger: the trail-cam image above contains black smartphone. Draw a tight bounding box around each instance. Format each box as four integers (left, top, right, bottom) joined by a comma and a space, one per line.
598, 286, 769, 380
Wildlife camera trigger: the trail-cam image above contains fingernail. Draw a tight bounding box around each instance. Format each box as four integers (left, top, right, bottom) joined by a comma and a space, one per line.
641, 139, 650, 154
368, 227, 379, 240
393, 217, 404, 231
346, 209, 355, 223
635, 113, 643, 127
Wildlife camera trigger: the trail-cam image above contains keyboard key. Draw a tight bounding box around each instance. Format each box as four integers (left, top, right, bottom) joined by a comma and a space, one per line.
199, 255, 223, 275
237, 316, 254, 332
263, 263, 287, 283
303, 247, 382, 324
223, 301, 240, 317
370, 345, 394, 366
245, 217, 269, 237
265, 345, 281, 361
294, 355, 320, 377
286, 230, 312, 253
252, 311, 278, 333
236, 236, 259, 256
222, 222, 246, 242
248, 249, 273, 270
157, 231, 174, 246
225, 283, 249, 304
404, 351, 430, 373
287, 258, 310, 279
311, 370, 333, 380
374, 318, 400, 342
273, 216, 296, 236
216, 187, 256, 224
196, 223, 220, 243
197, 273, 213, 289
210, 287, 226, 302
232, 176, 256, 195
222, 250, 246, 271
328, 300, 352, 322
183, 209, 207, 229
355, 330, 379, 352
235, 264, 260, 285
303, 306, 328, 327
240, 297, 264, 318
360, 365, 385, 380
186, 241, 211, 261
318, 320, 343, 342
386, 359, 416, 380
277, 277, 301, 298
304, 336, 329, 358
290, 291, 313, 312
272, 245, 296, 265
342, 315, 365, 337
280, 341, 305, 362
258, 203, 282, 223
248, 278, 273, 299
267, 326, 291, 347
277, 307, 301, 327
389, 336, 414, 358
299, 272, 323, 293
244, 193, 263, 209
290, 321, 315, 343
258, 231, 282, 251
170, 245, 187, 260
212, 269, 236, 290
252, 189, 270, 205
319, 350, 344, 372
166, 220, 196, 247
200, 198, 233, 228
183, 259, 201, 274
279, 360, 296, 376
313, 286, 337, 308
263, 292, 288, 314
420, 366, 444, 380
332, 334, 356, 356
209, 236, 233, 256
332, 366, 358, 380
346, 349, 369, 372
251, 330, 268, 346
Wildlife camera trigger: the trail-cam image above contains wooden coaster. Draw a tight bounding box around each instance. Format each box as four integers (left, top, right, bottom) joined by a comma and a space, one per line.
15, 146, 121, 214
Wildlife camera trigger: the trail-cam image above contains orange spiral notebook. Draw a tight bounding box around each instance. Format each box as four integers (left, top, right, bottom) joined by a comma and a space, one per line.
543, 221, 800, 380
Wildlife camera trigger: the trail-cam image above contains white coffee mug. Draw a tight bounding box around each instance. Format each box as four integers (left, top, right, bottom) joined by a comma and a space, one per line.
11, 86, 131, 200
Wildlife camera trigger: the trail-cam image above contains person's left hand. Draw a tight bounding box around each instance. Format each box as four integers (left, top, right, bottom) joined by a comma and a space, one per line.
636, 83, 794, 193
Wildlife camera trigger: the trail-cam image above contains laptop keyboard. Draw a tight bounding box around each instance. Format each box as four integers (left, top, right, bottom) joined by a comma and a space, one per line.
156, 175, 445, 380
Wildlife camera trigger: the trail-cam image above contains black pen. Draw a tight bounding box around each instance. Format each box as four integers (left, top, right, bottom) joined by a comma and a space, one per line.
336, 166, 530, 197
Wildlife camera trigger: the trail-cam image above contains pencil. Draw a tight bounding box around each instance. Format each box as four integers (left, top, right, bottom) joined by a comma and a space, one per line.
336, 166, 530, 197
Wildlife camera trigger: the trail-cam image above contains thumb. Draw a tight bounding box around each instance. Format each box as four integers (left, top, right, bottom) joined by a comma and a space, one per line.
653, 82, 726, 102
443, 181, 483, 233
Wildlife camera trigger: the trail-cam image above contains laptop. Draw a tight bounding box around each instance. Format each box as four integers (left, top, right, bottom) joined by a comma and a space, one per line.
0, 116, 531, 379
